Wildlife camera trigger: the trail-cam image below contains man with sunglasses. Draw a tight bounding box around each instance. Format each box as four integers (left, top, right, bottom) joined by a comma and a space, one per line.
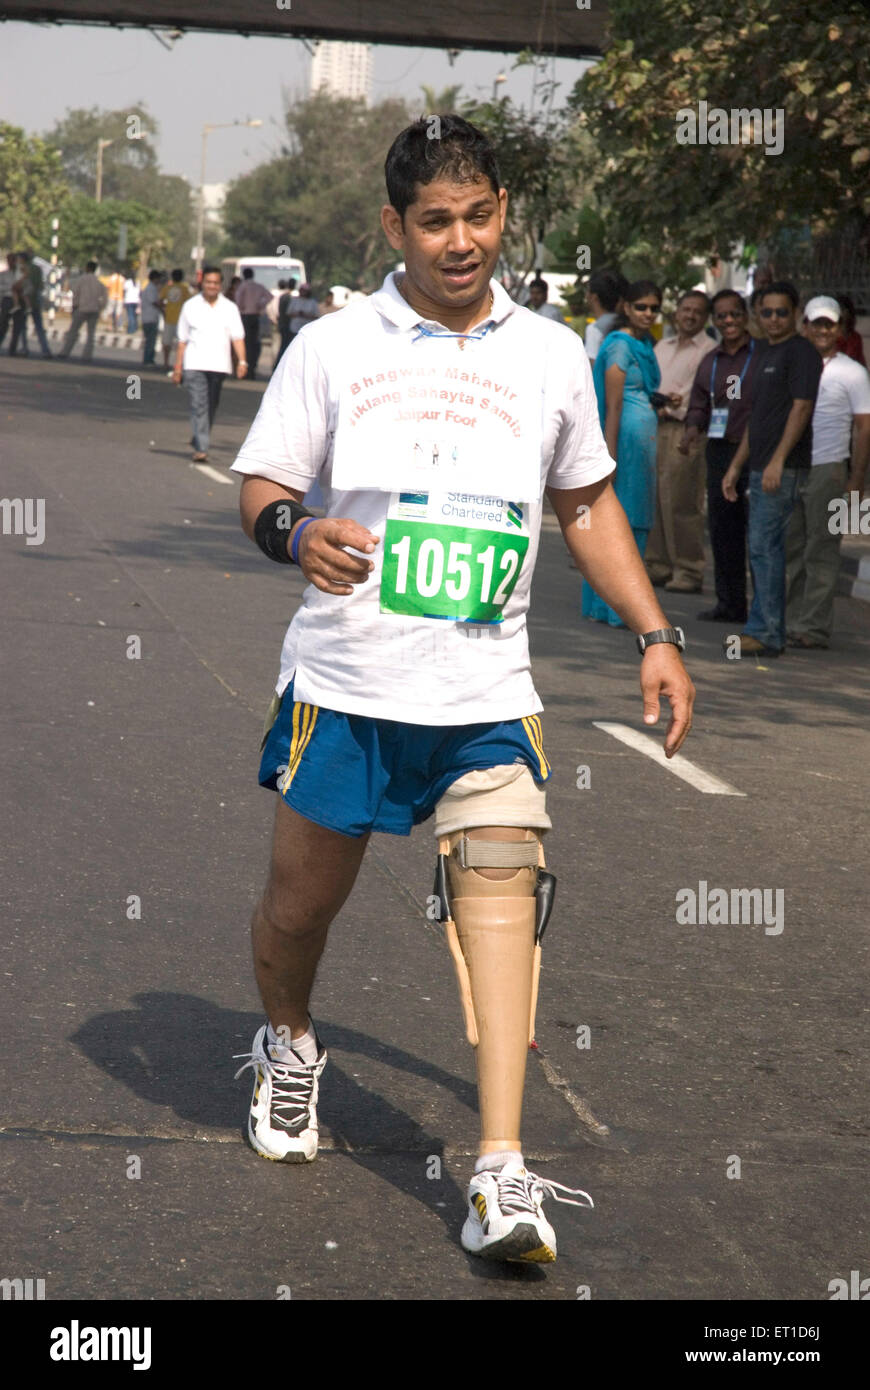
684, 291, 758, 623
722, 281, 822, 656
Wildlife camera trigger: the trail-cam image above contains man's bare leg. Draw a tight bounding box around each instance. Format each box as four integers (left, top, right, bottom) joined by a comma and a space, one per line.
252, 798, 369, 1040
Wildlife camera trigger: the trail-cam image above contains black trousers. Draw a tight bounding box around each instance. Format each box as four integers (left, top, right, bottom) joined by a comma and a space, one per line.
241, 313, 262, 375
706, 438, 749, 620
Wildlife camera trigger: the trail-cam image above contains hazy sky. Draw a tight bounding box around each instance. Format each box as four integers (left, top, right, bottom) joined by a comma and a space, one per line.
2, 21, 592, 188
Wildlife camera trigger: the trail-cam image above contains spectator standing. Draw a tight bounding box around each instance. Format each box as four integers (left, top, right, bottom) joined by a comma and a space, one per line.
722, 281, 823, 656
226, 275, 242, 302
585, 280, 664, 626
785, 296, 870, 648
140, 269, 162, 367
684, 290, 757, 623
584, 269, 627, 366
8, 254, 32, 356
106, 269, 125, 329
645, 291, 716, 593
525, 277, 563, 321
235, 267, 272, 381
835, 294, 866, 367
273, 278, 297, 372
0, 253, 17, 349
59, 261, 108, 361
123, 274, 141, 333
18, 252, 52, 358
288, 283, 320, 342
159, 268, 193, 369
172, 265, 247, 462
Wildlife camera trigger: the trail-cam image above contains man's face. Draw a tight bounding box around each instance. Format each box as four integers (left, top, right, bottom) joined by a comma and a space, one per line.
758, 293, 796, 342
675, 295, 708, 337
712, 297, 749, 347
528, 284, 546, 309
806, 316, 840, 356
381, 175, 507, 311
201, 273, 222, 303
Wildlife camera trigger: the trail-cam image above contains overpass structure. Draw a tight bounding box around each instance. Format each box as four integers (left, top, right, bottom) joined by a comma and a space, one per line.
0, 0, 608, 57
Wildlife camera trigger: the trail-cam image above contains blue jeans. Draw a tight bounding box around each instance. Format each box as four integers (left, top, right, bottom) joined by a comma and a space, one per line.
126, 305, 138, 333
745, 468, 801, 651
142, 321, 159, 363
184, 369, 225, 454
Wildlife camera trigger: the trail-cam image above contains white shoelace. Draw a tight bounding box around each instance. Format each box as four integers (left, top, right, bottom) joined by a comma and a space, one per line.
233, 1051, 320, 1132
496, 1169, 594, 1215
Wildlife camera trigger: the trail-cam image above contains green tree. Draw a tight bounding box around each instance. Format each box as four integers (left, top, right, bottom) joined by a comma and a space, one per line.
0, 123, 69, 251
44, 105, 195, 268
574, 0, 870, 279
222, 92, 412, 288
59, 194, 171, 272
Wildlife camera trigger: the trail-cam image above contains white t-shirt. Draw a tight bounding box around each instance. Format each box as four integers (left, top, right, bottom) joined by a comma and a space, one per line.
177, 293, 245, 374
811, 352, 870, 465
123, 278, 140, 305
231, 272, 614, 726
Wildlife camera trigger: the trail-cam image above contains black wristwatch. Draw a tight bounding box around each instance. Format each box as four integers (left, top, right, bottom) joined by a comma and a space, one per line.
636, 626, 686, 655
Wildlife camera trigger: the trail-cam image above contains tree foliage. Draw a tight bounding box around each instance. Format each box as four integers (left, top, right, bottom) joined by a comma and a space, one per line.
0, 123, 69, 251
222, 92, 412, 289
58, 194, 173, 273
574, 0, 870, 277
43, 105, 194, 267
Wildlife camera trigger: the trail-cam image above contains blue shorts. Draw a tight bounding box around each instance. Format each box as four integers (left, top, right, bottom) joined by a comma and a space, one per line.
258, 679, 551, 837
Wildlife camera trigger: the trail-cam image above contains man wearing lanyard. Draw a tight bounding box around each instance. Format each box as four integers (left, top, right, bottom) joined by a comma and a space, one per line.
229, 116, 695, 1265
722, 282, 823, 657
683, 291, 757, 623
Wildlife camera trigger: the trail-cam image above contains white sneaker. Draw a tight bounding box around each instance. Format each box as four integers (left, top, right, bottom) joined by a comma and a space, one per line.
461, 1158, 593, 1263
233, 1024, 327, 1163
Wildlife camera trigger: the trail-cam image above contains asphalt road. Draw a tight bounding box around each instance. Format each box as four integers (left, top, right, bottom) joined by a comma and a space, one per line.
1, 348, 868, 1302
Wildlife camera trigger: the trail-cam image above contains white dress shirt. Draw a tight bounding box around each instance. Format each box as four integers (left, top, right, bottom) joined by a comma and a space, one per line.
177, 293, 245, 373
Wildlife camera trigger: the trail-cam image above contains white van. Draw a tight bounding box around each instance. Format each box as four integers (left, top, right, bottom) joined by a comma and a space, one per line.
221, 255, 307, 303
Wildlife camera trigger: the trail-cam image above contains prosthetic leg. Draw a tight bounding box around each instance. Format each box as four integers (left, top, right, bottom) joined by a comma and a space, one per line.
434, 829, 556, 1152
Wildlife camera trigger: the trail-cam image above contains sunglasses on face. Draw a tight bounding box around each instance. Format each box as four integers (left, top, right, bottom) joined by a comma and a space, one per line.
759, 307, 792, 319
714, 310, 746, 321
631, 302, 660, 313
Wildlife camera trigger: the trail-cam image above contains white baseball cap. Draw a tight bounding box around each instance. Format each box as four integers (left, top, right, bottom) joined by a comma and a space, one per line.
803, 295, 841, 322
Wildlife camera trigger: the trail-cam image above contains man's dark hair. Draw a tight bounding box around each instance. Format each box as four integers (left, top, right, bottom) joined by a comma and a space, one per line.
678, 289, 710, 311
171, 268, 184, 282
202, 265, 222, 278
759, 279, 799, 308
277, 279, 287, 289
242, 266, 254, 279
148, 269, 161, 283
288, 278, 298, 290
385, 115, 501, 221
529, 277, 548, 298
587, 269, 627, 313
86, 260, 98, 273
711, 289, 746, 314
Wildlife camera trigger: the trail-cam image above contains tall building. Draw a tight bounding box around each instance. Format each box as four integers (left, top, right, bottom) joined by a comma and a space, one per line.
310, 41, 373, 103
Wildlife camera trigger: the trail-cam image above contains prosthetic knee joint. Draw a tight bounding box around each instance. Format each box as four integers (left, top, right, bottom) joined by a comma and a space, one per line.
433, 831, 556, 1049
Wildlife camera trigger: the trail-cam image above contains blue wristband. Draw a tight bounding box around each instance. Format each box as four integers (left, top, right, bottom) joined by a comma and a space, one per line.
290, 516, 316, 565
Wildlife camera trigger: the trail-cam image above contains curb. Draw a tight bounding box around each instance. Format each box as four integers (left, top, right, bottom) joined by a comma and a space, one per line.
46, 325, 144, 350
838, 545, 870, 603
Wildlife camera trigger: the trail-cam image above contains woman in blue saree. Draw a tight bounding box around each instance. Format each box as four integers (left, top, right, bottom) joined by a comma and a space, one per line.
584, 280, 670, 627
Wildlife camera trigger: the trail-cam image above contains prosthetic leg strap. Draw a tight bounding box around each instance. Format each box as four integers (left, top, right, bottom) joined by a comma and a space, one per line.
456, 836, 541, 870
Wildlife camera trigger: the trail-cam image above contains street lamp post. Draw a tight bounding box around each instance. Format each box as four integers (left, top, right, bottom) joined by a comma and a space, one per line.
96, 138, 114, 203
492, 73, 507, 102
195, 119, 263, 274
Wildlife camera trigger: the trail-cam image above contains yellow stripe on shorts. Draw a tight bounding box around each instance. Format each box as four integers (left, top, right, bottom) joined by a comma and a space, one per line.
279, 702, 319, 794
522, 715, 550, 778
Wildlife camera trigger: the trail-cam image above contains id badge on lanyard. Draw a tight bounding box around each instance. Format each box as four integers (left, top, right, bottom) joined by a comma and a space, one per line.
708, 341, 753, 439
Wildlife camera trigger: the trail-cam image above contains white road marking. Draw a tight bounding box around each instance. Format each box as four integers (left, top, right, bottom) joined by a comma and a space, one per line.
194, 464, 235, 486
592, 721, 746, 796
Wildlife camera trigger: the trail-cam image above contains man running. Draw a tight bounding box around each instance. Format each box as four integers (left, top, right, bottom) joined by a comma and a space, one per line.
230, 116, 695, 1264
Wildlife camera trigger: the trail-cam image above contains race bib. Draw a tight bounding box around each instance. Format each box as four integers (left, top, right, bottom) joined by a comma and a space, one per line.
331, 346, 543, 502
380, 491, 530, 623
708, 407, 729, 439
